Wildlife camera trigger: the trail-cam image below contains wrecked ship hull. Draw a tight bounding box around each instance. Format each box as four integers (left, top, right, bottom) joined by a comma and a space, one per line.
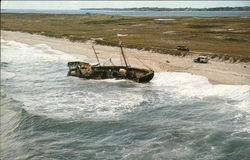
67, 61, 154, 83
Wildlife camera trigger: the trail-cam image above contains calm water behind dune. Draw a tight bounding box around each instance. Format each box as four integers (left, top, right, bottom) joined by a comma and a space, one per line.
2, 9, 250, 17
1, 39, 250, 160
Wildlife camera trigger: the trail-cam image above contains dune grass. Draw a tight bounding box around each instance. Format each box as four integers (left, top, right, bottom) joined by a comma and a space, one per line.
1, 13, 250, 62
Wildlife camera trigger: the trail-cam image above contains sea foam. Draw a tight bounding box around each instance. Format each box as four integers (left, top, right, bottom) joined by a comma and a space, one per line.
152, 72, 250, 112
1, 39, 249, 119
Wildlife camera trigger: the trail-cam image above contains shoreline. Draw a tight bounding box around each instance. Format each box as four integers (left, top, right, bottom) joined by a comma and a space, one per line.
1, 30, 250, 85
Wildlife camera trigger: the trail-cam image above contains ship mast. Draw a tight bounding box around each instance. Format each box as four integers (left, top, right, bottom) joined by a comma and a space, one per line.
92, 45, 100, 66
118, 39, 129, 69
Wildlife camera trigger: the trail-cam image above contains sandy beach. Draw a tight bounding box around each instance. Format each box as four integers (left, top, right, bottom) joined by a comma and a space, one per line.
1, 30, 250, 85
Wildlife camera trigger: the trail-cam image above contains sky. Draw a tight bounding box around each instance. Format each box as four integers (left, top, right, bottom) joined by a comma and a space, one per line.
1, 1, 250, 10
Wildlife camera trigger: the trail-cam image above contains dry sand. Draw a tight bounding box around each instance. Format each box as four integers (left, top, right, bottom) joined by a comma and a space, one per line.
1, 31, 250, 85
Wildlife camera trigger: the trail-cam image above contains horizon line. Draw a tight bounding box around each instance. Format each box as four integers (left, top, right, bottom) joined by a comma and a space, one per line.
2, 6, 250, 10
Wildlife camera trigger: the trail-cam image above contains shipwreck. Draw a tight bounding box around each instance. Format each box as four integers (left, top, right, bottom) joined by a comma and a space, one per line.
67, 40, 154, 83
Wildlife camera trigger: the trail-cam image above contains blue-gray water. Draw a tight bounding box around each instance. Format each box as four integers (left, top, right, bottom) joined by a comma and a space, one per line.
1, 39, 250, 160
2, 9, 250, 17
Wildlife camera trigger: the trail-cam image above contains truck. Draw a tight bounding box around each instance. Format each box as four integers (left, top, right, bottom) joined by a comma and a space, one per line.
193, 56, 208, 63
176, 45, 189, 51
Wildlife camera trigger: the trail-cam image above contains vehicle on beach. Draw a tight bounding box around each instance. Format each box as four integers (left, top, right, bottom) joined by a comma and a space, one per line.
67, 41, 154, 83
176, 45, 189, 51
193, 56, 208, 63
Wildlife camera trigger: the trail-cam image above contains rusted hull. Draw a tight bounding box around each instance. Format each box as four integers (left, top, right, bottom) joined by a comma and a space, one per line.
138, 72, 154, 83
68, 62, 154, 83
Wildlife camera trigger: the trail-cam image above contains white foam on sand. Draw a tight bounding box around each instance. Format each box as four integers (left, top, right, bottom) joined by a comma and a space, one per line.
1, 39, 81, 63
152, 72, 250, 112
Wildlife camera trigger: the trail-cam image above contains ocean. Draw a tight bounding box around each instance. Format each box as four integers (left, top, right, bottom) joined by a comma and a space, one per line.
1, 39, 250, 160
2, 9, 250, 17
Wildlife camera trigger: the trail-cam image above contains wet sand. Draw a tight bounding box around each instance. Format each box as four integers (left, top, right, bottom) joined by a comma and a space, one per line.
1, 30, 250, 85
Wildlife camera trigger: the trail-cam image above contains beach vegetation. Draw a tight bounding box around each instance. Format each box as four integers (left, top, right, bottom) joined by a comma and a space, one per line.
1, 13, 249, 62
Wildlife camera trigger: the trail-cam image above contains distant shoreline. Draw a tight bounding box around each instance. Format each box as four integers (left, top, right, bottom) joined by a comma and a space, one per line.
2, 9, 250, 17
80, 6, 250, 11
